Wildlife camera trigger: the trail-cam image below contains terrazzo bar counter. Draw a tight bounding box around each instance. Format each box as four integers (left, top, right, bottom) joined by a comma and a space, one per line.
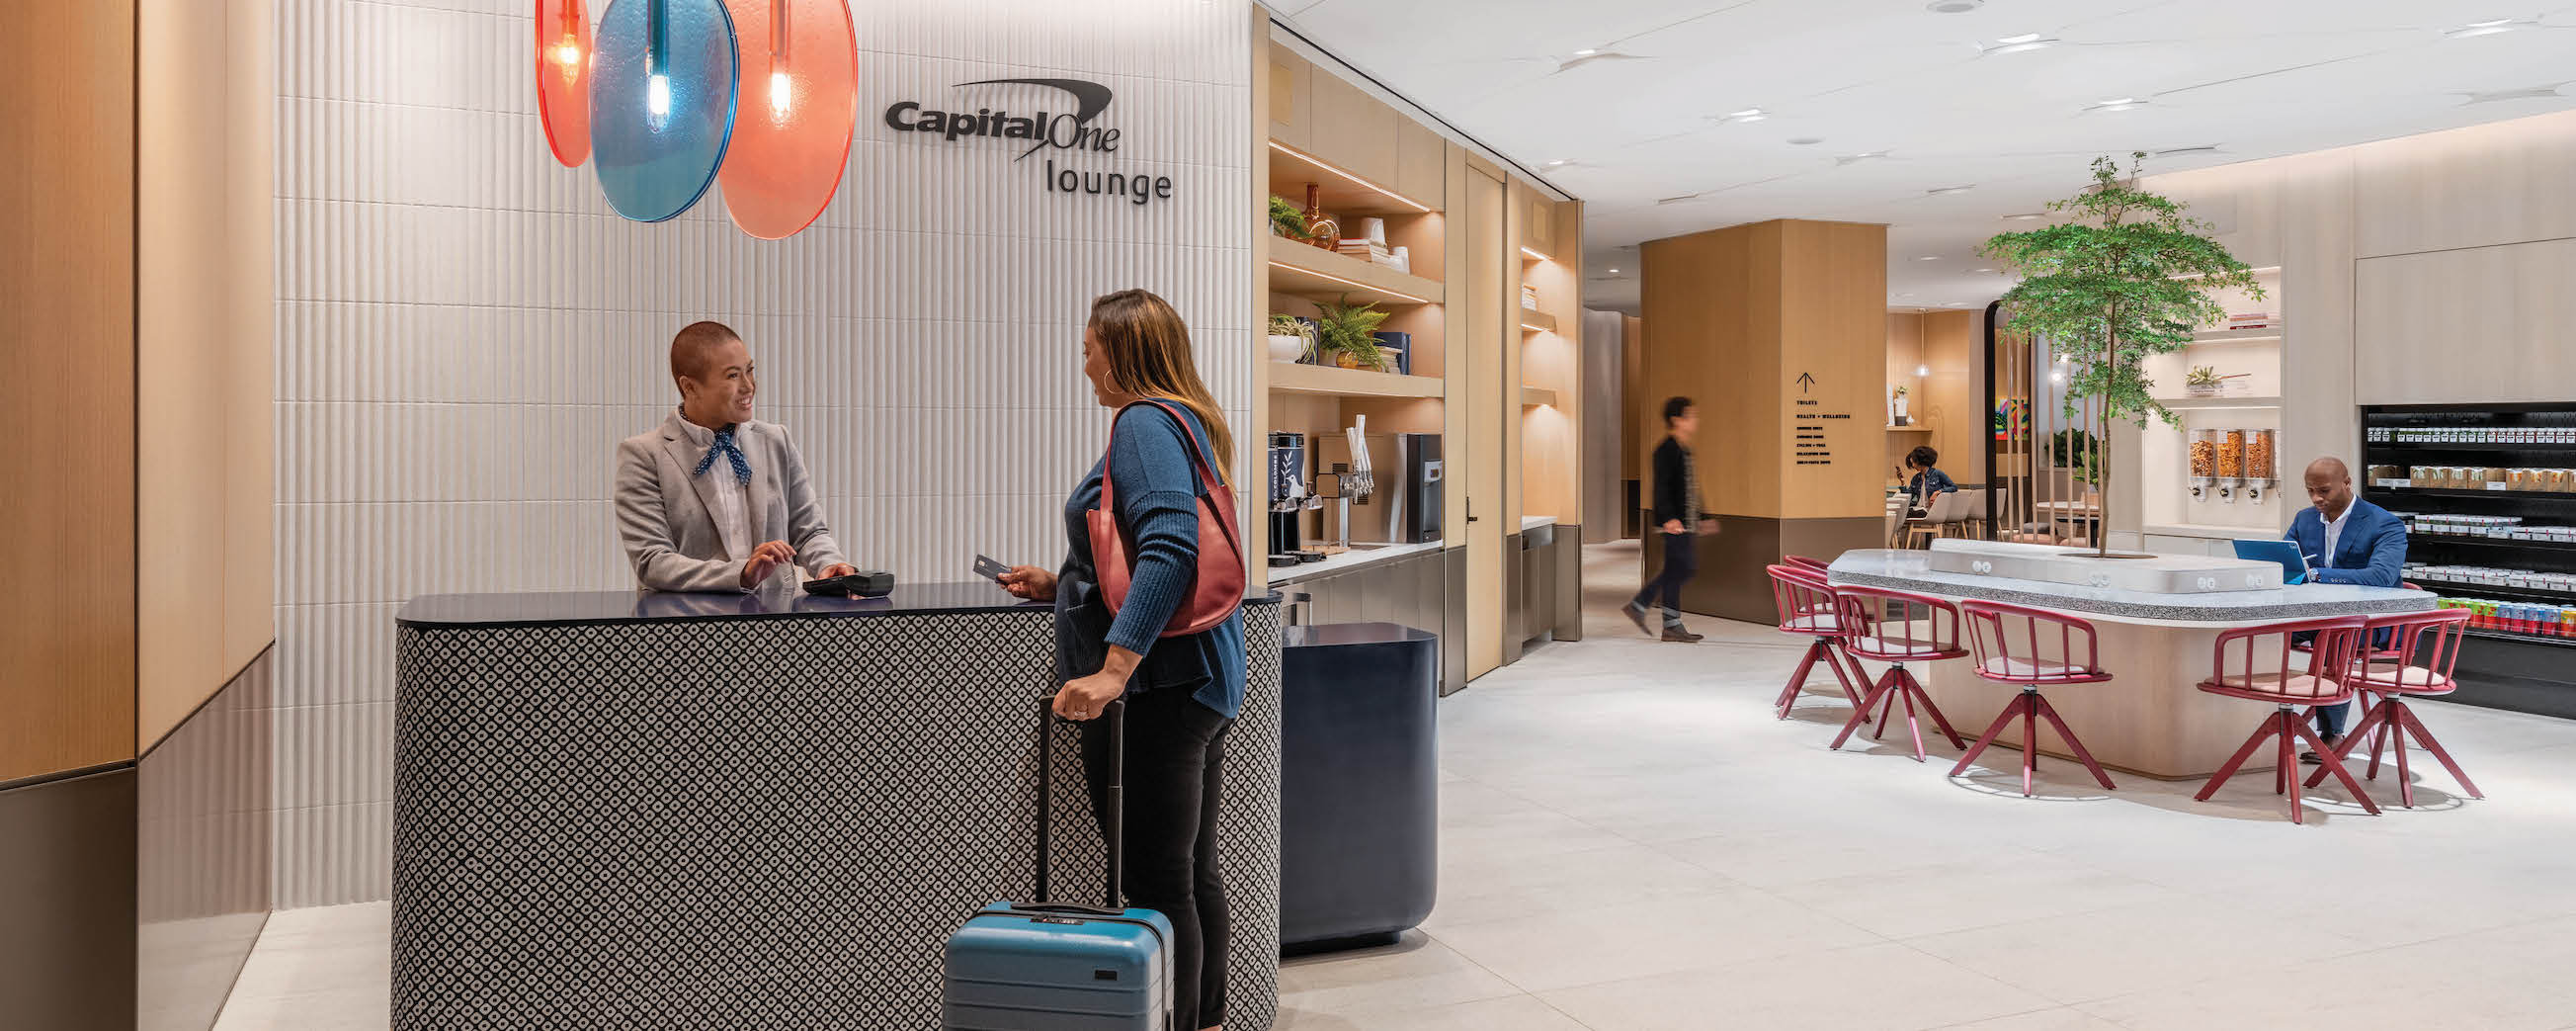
390, 584, 1283, 1031
1829, 544, 2433, 778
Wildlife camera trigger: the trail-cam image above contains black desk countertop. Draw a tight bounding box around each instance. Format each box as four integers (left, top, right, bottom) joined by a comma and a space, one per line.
398, 583, 1277, 630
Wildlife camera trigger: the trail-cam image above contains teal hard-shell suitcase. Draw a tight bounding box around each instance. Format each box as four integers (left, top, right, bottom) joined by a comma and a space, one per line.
942, 699, 1172, 1030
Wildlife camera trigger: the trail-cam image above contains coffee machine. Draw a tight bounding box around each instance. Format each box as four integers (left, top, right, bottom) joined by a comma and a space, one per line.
1268, 431, 1308, 558
1387, 433, 1443, 544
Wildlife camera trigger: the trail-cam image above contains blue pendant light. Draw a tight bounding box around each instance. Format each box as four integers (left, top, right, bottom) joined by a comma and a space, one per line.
590, 0, 739, 222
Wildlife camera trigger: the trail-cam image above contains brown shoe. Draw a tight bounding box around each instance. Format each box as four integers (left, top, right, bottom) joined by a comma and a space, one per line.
1661, 626, 1703, 643
1622, 601, 1655, 637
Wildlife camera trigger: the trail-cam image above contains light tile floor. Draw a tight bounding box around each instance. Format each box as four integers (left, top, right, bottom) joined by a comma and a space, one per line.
216, 543, 2576, 1030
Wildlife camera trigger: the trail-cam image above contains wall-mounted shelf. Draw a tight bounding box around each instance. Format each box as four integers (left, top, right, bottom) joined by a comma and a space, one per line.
2192, 329, 2285, 344
1268, 236, 1443, 307
1886, 425, 1933, 434
1270, 361, 1446, 399
2379, 486, 2576, 501
2158, 395, 2285, 410
1518, 310, 1557, 334
1268, 140, 1434, 217
2368, 441, 2576, 453
1520, 386, 1558, 408
2465, 627, 2576, 649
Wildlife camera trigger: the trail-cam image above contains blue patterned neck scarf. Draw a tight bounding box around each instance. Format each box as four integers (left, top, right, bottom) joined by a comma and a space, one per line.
695, 426, 752, 485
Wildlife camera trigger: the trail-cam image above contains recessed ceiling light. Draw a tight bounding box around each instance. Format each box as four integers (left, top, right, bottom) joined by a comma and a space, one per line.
1542, 158, 1573, 168
1572, 48, 1602, 56
1981, 34, 2059, 55
1926, 0, 1983, 12
1788, 137, 1824, 145
1926, 185, 1975, 196
2003, 213, 2045, 220
2151, 144, 2222, 157
1917, 364, 1933, 377
2446, 17, 2536, 39
1712, 108, 1769, 124
1974, 267, 1996, 273
1835, 150, 1890, 166
1607, 268, 1620, 274
2462, 85, 2566, 105
1916, 255, 1942, 261
1896, 292, 1919, 298
1655, 193, 1703, 206
2086, 97, 2148, 112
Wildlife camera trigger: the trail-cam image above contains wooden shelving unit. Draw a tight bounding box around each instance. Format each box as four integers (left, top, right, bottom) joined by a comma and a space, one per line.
1267, 236, 1444, 307
1520, 386, 1558, 408
1517, 309, 1556, 334
2132, 266, 2287, 547
1272, 361, 1446, 399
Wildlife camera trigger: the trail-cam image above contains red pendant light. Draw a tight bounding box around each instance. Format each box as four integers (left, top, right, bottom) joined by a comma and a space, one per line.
536, 0, 596, 166
715, 0, 857, 239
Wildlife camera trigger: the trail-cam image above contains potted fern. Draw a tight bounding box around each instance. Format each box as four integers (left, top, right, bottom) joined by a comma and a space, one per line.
1314, 295, 1391, 371
1268, 196, 1312, 241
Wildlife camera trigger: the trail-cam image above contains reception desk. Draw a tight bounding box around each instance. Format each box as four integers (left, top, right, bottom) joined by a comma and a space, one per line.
1828, 548, 2434, 778
391, 585, 1283, 1031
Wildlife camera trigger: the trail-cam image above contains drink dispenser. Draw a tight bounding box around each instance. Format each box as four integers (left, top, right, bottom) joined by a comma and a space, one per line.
2188, 429, 2218, 503
2244, 429, 2277, 504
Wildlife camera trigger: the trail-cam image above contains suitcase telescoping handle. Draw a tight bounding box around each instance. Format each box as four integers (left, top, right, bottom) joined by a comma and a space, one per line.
1035, 695, 1123, 912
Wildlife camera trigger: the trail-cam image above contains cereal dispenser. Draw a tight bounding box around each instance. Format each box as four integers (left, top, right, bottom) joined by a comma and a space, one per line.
2216, 429, 2246, 503
2188, 429, 2218, 502
2243, 429, 2277, 504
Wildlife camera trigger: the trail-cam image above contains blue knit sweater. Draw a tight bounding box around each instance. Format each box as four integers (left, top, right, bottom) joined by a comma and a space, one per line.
1053, 403, 1247, 721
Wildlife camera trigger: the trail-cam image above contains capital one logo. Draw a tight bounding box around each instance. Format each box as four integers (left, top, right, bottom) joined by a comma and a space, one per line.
882, 77, 1177, 209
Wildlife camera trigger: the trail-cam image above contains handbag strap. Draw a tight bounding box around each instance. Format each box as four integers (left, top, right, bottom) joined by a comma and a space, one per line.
1097, 398, 1225, 511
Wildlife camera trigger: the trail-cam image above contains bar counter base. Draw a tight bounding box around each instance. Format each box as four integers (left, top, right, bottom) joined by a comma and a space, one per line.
392, 587, 1283, 1031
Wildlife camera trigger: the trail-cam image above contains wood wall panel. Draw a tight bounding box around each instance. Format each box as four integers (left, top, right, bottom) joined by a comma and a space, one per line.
1463, 166, 1508, 678
1923, 309, 1981, 486
137, 0, 276, 752
2356, 238, 2576, 404
1641, 223, 1770, 517
1777, 220, 1888, 521
1395, 120, 1446, 212
1307, 71, 1399, 187
1265, 43, 1311, 151
2354, 115, 2576, 259
1, 0, 138, 782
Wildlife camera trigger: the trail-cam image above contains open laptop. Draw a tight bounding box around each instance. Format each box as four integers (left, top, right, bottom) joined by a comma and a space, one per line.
2232, 539, 2310, 585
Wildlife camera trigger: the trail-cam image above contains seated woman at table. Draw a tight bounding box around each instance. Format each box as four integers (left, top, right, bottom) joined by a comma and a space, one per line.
1903, 446, 1957, 515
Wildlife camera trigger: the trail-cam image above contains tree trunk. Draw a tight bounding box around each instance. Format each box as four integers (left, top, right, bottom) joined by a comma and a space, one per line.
2099, 332, 2116, 558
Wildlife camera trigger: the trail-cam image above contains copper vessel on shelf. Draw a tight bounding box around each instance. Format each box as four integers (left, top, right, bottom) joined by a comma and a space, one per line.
1302, 183, 1339, 250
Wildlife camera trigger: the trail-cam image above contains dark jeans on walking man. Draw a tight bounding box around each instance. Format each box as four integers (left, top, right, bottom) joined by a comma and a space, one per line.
1628, 401, 1712, 642
1636, 530, 1698, 616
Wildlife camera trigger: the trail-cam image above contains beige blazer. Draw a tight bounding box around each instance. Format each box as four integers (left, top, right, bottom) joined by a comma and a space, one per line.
615, 412, 850, 592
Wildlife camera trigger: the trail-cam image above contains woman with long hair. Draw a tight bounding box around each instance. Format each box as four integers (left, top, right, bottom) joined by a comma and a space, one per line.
1000, 289, 1244, 1031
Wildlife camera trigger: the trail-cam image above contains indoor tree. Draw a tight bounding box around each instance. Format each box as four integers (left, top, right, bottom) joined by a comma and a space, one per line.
1981, 152, 2264, 558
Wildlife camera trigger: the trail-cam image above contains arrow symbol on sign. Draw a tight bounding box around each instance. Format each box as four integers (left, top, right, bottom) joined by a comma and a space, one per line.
1796, 372, 1816, 392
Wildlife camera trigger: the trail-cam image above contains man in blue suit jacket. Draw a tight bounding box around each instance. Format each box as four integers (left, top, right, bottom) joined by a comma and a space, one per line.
2284, 457, 2408, 753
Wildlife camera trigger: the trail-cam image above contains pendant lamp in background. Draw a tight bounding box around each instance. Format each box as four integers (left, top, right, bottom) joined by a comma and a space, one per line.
715, 0, 858, 240
591, 0, 740, 222
535, 0, 595, 166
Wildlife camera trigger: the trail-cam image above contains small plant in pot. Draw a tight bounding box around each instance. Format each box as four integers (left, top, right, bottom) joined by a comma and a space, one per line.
1266, 312, 1315, 364
1268, 196, 1312, 240
2184, 365, 2247, 397
1314, 295, 1392, 372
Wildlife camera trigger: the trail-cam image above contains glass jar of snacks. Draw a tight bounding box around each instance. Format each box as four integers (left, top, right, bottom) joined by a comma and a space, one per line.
2189, 429, 2218, 478
2217, 429, 2245, 477
2245, 429, 2275, 479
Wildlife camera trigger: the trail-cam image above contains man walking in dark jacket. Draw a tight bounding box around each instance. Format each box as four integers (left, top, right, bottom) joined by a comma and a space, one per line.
1626, 396, 1716, 642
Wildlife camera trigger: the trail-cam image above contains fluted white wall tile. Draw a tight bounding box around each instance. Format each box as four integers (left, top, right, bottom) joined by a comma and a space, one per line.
271, 0, 1255, 907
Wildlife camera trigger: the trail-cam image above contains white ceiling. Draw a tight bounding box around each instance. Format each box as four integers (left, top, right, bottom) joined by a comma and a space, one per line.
1273, 0, 2576, 313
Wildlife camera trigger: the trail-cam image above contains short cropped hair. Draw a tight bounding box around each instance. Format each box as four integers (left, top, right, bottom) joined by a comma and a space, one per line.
1907, 445, 1940, 469
670, 321, 743, 387
1662, 396, 1695, 425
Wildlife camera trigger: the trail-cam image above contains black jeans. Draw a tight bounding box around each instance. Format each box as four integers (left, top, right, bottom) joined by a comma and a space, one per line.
1080, 688, 1232, 1029
1632, 531, 1699, 615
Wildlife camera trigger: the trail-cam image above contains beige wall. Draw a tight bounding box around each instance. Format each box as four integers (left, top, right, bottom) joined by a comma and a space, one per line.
136, 0, 276, 751
1, 0, 138, 784
2142, 109, 2576, 481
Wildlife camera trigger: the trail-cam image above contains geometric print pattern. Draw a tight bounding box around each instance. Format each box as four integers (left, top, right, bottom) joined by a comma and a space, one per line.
392, 602, 1283, 1030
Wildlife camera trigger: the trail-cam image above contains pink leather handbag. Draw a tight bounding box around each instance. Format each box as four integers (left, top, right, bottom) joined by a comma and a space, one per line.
1089, 399, 1246, 637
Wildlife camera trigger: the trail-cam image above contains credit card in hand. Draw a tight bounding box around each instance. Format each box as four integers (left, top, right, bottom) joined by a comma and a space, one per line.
973, 555, 1011, 582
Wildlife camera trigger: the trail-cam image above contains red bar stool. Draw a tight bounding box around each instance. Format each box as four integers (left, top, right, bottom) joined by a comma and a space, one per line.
2299, 583, 2423, 749
1828, 585, 1970, 762
2193, 617, 2381, 823
2304, 608, 2481, 808
1765, 564, 1865, 720
1951, 600, 2119, 797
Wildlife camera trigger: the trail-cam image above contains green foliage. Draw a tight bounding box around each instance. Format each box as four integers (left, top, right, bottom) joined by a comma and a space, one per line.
1313, 295, 1391, 371
1267, 312, 1310, 337
2050, 429, 2102, 484
1268, 196, 1312, 239
1982, 153, 2264, 432
2187, 365, 2221, 387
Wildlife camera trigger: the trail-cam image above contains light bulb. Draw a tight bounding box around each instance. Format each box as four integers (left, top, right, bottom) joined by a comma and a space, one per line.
770, 70, 792, 118
553, 38, 583, 68
1917, 364, 1931, 378
647, 73, 671, 121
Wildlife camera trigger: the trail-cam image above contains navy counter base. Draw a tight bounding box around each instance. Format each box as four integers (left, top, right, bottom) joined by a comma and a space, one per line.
391, 584, 1283, 1031
1280, 622, 1440, 954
